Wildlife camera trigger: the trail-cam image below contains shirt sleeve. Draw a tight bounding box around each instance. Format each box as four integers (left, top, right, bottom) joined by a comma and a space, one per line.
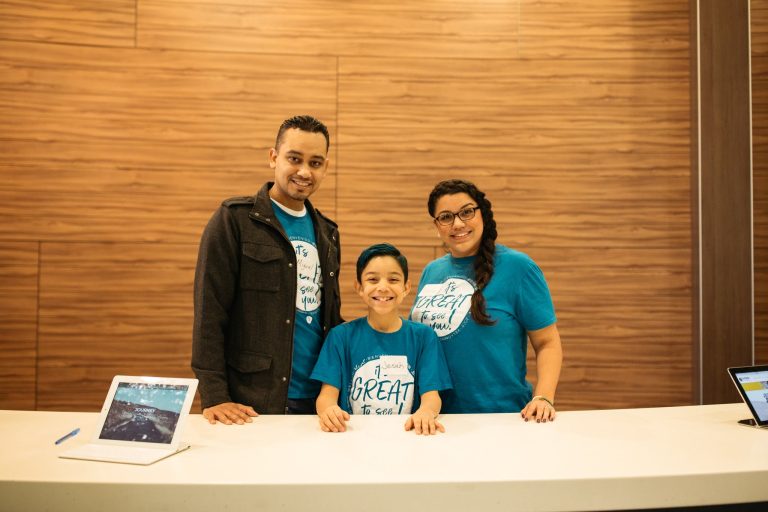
416, 326, 453, 394
310, 326, 344, 389
516, 262, 557, 331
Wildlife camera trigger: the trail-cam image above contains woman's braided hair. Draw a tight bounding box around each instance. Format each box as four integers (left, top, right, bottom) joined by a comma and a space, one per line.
427, 179, 497, 326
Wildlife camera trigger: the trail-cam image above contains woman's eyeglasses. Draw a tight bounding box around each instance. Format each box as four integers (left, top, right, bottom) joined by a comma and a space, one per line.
434, 206, 479, 226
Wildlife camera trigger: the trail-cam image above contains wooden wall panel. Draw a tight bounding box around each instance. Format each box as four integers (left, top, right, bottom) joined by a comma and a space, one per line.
337, 5, 691, 409
37, 242, 198, 411
519, 0, 689, 59
0, 41, 338, 242
756, 158, 768, 364
336, 58, 690, 246
526, 246, 692, 408
753, 0, 768, 364
0, 0, 135, 47
137, 0, 520, 59
0, 244, 38, 410
336, 156, 690, 249
695, 0, 752, 404
339, 58, 688, 155
0, 0, 698, 412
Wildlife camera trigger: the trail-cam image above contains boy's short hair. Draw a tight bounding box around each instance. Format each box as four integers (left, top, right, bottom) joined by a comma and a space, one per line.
356, 243, 408, 282
275, 115, 330, 152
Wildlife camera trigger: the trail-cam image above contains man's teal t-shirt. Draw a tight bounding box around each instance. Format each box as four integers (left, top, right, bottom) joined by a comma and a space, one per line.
271, 200, 323, 399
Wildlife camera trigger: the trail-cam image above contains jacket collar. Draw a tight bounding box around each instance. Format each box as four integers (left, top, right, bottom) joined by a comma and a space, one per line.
252, 182, 336, 229
251, 181, 313, 216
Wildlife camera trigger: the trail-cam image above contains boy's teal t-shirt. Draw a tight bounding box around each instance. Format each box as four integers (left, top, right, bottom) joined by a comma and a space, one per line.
271, 200, 323, 399
310, 317, 453, 415
409, 244, 556, 413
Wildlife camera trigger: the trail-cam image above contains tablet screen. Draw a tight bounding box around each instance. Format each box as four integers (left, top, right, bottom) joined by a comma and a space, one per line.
729, 366, 768, 426
99, 382, 190, 444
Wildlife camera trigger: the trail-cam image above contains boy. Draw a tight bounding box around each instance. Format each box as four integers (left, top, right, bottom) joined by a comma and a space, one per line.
311, 243, 452, 435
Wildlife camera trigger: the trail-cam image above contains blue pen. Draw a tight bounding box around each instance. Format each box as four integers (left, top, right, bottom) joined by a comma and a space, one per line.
54, 428, 80, 445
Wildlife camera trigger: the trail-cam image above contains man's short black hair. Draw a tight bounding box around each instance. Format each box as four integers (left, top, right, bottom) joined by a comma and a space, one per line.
275, 115, 330, 152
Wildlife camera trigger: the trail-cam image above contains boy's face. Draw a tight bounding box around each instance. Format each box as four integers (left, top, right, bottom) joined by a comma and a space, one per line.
355, 256, 411, 316
268, 128, 329, 210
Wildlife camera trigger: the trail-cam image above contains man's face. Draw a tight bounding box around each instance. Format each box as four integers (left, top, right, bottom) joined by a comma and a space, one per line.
268, 128, 329, 210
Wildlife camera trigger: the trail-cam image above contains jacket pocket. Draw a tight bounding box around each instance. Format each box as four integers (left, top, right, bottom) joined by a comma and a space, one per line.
226, 351, 271, 411
241, 242, 282, 291
229, 350, 273, 373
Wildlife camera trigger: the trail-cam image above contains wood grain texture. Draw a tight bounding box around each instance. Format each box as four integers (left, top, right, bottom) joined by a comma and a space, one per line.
0, 0, 135, 47
753, 0, 768, 365
0, 0, 700, 411
698, 0, 752, 404
755, 161, 768, 364
519, 0, 689, 59
336, 155, 690, 250
527, 245, 692, 408
338, 57, 689, 155
753, 2, 768, 60
137, 0, 520, 59
0, 40, 338, 242
37, 242, 198, 411
0, 244, 38, 410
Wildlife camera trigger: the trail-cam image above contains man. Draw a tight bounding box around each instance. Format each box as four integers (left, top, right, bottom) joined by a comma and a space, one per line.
192, 115, 342, 424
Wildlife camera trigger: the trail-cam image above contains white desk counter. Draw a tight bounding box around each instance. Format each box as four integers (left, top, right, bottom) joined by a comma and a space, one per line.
1, 403, 766, 512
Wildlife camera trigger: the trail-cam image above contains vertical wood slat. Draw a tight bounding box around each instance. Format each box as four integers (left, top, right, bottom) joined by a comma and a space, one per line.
697, 0, 754, 402
0, 244, 38, 410
752, 1, 768, 364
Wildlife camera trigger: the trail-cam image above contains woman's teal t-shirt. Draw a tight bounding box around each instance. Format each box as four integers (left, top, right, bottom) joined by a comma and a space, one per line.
410, 244, 556, 413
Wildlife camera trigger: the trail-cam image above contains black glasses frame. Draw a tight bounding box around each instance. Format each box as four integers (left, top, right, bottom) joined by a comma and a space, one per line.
434, 206, 479, 226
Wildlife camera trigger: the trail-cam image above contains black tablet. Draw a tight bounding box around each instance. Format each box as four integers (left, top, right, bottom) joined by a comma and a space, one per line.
728, 365, 768, 428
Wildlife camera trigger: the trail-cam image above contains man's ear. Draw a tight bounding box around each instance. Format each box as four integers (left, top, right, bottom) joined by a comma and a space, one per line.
268, 148, 278, 169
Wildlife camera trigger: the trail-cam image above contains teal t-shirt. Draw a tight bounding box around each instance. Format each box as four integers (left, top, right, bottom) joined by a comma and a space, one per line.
409, 244, 556, 413
272, 200, 323, 399
310, 317, 453, 415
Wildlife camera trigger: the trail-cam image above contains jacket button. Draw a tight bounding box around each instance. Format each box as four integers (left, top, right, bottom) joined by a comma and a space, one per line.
285, 319, 291, 324
329, 271, 335, 277
288, 263, 293, 268
282, 377, 287, 382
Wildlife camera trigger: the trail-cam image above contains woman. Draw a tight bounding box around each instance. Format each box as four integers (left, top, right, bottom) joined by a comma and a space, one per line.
410, 179, 562, 422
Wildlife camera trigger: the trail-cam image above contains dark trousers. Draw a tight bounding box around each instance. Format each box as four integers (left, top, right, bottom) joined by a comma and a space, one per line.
286, 397, 316, 415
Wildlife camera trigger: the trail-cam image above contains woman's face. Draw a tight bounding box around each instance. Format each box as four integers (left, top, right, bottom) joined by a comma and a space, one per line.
432, 192, 484, 258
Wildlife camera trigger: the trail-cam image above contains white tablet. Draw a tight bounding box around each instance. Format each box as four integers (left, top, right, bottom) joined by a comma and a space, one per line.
60, 375, 198, 464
